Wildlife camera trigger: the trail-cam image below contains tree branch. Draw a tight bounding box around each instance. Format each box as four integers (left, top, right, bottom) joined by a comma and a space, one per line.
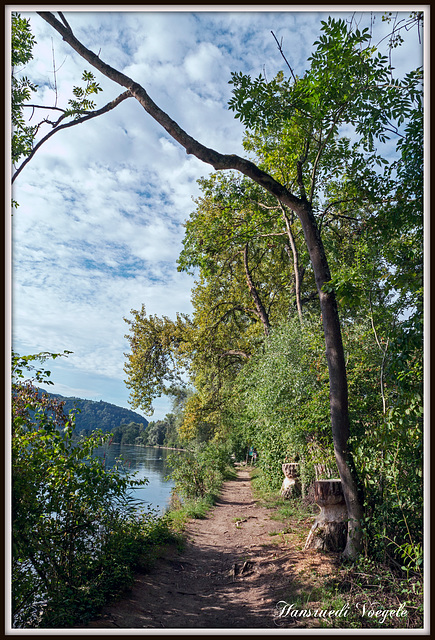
57, 11, 73, 34
219, 349, 250, 360
37, 11, 304, 213
12, 90, 132, 183
271, 31, 297, 83
280, 202, 303, 323
243, 243, 271, 337
309, 103, 347, 203
25, 104, 65, 112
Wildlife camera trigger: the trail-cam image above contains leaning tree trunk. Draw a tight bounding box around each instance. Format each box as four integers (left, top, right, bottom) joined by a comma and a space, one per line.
289, 199, 363, 558
37, 10, 364, 558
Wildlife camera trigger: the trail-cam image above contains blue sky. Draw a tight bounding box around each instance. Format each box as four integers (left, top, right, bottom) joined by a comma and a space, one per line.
9, 7, 424, 420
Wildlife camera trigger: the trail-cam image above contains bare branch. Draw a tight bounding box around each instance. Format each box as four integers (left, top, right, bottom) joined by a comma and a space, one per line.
243, 243, 271, 336
24, 104, 65, 113
280, 202, 303, 323
12, 90, 132, 183
51, 38, 59, 108
257, 232, 287, 238
219, 350, 250, 360
271, 31, 297, 83
57, 11, 73, 34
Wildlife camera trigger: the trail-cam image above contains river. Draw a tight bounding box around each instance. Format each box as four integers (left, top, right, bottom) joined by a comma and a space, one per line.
93, 443, 178, 514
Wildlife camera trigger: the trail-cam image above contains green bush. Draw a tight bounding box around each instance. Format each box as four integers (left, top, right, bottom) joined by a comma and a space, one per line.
11, 352, 177, 628
236, 317, 334, 492
167, 440, 235, 503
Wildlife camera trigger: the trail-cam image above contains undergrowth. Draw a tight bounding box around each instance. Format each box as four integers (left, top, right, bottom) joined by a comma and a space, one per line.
165, 440, 236, 532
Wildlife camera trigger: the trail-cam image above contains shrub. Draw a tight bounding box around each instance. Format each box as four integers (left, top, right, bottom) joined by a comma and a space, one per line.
11, 352, 177, 628
167, 440, 235, 503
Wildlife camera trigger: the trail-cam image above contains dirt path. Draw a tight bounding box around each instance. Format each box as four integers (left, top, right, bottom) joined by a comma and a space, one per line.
84, 467, 340, 629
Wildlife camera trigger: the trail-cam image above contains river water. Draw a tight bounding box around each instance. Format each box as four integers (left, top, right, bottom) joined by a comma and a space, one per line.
93, 443, 178, 514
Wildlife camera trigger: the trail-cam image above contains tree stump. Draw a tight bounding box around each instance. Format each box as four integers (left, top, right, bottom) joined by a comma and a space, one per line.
280, 463, 300, 499
304, 479, 348, 552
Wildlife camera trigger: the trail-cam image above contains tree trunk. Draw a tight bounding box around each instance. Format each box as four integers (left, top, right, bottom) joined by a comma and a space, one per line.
288, 199, 363, 558
243, 243, 271, 337
281, 206, 303, 323
304, 479, 348, 552
37, 11, 364, 557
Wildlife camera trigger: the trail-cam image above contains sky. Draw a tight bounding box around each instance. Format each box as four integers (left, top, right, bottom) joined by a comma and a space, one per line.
8, 7, 425, 420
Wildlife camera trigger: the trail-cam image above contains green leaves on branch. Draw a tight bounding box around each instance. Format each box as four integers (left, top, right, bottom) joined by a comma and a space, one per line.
12, 353, 158, 627
65, 70, 103, 117
11, 12, 104, 175
11, 13, 37, 164
228, 16, 422, 165
123, 305, 192, 415
12, 350, 73, 386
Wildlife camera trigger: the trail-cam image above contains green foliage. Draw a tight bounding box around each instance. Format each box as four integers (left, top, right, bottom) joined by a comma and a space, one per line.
11, 12, 37, 165
352, 388, 423, 571
238, 307, 423, 573
124, 304, 192, 415
167, 441, 235, 503
12, 353, 176, 628
322, 556, 423, 629
38, 391, 149, 435
110, 421, 148, 445
65, 70, 103, 117
140, 419, 167, 446
237, 316, 333, 491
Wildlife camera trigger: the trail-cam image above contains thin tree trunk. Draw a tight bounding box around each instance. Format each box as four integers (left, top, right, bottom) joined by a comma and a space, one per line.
280, 205, 303, 323
243, 243, 271, 337
37, 11, 364, 557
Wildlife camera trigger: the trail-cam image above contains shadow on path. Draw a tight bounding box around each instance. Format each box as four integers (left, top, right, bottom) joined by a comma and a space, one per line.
83, 468, 339, 630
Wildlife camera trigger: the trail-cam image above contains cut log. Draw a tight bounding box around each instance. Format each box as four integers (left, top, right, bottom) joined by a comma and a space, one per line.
280, 463, 300, 499
304, 479, 348, 552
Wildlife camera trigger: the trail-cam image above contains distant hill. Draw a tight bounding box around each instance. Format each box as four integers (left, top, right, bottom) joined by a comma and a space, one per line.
38, 389, 148, 434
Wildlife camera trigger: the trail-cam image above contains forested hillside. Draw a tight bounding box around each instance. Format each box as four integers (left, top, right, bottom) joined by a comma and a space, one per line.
38, 390, 148, 434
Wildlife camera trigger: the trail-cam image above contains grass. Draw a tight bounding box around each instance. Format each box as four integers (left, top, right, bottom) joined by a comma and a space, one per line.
165, 495, 215, 532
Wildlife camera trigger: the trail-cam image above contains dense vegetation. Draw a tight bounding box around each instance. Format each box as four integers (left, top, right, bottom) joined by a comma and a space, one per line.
12, 353, 180, 628
166, 442, 237, 528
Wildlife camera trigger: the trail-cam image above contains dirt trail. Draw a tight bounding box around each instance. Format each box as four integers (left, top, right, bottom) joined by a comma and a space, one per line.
84, 467, 340, 629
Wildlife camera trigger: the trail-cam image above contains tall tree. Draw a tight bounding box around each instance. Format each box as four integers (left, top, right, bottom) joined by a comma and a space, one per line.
36, 11, 422, 558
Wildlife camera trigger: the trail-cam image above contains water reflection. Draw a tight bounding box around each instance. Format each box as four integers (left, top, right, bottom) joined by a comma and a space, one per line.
94, 443, 177, 514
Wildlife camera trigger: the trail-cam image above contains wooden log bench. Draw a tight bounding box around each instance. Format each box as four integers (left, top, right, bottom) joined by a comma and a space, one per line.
304, 479, 348, 552
280, 462, 300, 499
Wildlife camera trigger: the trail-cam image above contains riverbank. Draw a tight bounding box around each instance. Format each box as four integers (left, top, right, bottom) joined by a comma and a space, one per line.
109, 442, 186, 451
